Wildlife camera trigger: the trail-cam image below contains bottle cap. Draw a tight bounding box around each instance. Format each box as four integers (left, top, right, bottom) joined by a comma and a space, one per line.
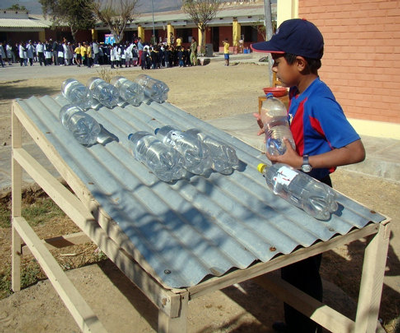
257, 163, 267, 174
266, 92, 274, 98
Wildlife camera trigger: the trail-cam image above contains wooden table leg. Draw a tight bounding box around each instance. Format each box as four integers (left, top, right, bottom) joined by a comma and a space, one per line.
158, 291, 189, 333
11, 104, 23, 292
354, 221, 391, 333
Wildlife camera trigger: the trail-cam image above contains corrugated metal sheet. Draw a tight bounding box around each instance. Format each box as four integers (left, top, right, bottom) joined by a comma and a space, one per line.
16, 94, 386, 289
0, 18, 48, 29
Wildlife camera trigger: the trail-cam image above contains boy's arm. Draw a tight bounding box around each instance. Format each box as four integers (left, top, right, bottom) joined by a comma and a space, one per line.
267, 138, 366, 170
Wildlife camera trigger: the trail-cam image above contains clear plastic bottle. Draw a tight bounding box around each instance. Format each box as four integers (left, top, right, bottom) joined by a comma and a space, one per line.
61, 78, 93, 110
261, 93, 296, 155
128, 131, 185, 182
257, 163, 338, 220
155, 126, 212, 175
59, 104, 101, 146
111, 76, 145, 107
186, 128, 239, 175
87, 77, 120, 109
134, 74, 169, 103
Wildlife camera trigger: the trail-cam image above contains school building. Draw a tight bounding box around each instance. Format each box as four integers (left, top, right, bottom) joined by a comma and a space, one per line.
1, 0, 399, 138
93, 1, 270, 54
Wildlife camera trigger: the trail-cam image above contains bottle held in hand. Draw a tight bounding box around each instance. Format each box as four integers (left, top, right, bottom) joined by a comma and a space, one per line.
261, 93, 295, 155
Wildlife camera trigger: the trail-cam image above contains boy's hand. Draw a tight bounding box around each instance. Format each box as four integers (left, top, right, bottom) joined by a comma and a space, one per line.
253, 112, 264, 136
266, 137, 302, 169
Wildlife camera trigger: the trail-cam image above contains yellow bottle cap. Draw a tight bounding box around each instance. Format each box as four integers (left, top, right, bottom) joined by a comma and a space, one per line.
257, 163, 266, 174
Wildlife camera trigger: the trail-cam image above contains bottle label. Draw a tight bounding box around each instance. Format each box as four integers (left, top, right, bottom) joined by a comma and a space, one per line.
274, 166, 297, 186
165, 131, 183, 147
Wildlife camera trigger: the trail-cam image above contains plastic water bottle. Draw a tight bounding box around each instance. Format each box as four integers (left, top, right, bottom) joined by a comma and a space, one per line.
59, 104, 101, 146
128, 131, 185, 182
61, 78, 93, 110
261, 93, 295, 155
257, 163, 338, 220
111, 76, 145, 107
155, 126, 212, 175
186, 128, 239, 175
87, 77, 120, 109
134, 74, 169, 103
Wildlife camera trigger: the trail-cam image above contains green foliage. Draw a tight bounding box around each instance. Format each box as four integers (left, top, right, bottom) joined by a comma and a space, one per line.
39, 0, 96, 40
7, 4, 28, 11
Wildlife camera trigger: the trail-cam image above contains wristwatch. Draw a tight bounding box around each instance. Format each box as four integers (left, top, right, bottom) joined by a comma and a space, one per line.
301, 155, 313, 173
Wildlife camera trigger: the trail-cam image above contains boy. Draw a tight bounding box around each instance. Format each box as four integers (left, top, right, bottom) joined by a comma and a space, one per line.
251, 19, 365, 333
223, 38, 230, 66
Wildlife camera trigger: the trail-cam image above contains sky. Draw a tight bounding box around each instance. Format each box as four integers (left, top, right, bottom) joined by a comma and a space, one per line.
2, 0, 183, 15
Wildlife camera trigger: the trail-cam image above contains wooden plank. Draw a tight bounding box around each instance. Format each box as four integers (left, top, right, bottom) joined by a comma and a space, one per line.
11, 226, 22, 292
254, 274, 355, 333
354, 222, 391, 333
21, 232, 91, 255
158, 292, 189, 333
11, 102, 23, 292
188, 223, 381, 299
13, 216, 107, 333
12, 146, 182, 318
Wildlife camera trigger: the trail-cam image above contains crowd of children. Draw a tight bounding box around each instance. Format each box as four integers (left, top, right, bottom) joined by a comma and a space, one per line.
0, 35, 199, 70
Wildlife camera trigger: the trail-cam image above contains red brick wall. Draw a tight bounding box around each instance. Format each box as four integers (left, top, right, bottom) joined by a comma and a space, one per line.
299, 0, 400, 124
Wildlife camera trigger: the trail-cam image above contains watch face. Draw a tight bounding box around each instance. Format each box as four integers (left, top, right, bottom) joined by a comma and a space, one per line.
302, 164, 312, 173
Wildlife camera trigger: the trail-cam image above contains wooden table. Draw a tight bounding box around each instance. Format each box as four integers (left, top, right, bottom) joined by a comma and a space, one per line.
11, 96, 390, 333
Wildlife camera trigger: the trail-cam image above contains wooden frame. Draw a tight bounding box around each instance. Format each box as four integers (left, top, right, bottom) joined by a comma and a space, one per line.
11, 99, 391, 333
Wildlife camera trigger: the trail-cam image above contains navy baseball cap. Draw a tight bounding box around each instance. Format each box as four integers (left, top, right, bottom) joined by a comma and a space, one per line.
251, 19, 324, 59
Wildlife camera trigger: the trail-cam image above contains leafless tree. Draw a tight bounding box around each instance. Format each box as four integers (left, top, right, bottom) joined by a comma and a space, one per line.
182, 0, 222, 55
264, 0, 274, 85
92, 0, 139, 43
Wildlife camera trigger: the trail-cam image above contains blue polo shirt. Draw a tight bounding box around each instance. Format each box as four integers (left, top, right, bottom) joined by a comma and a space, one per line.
288, 77, 360, 180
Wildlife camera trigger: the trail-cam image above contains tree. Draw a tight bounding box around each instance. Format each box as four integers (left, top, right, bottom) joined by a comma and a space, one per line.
92, 0, 139, 44
40, 0, 96, 42
182, 0, 222, 55
7, 4, 28, 11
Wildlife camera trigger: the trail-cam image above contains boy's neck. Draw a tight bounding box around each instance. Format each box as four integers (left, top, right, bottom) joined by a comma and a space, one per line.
297, 73, 319, 94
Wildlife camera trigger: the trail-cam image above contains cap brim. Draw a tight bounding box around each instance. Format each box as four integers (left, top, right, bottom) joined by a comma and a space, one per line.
250, 41, 285, 54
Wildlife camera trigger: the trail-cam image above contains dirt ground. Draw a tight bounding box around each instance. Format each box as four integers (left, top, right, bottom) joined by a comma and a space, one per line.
0, 61, 399, 332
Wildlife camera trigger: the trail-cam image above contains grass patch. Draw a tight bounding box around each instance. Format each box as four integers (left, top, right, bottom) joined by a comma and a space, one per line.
0, 268, 12, 299
0, 201, 10, 228
21, 198, 65, 227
